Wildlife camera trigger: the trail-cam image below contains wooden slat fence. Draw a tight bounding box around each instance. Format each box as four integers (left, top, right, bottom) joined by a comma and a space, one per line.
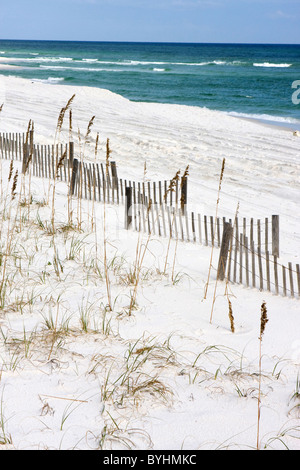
0, 132, 25, 161
0, 131, 283, 257
69, 159, 189, 210
124, 194, 279, 254
0, 132, 298, 300
217, 221, 299, 299
0, 133, 188, 208
123, 197, 299, 299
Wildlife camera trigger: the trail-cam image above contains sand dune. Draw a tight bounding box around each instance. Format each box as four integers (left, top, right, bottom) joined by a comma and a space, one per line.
0, 74, 299, 254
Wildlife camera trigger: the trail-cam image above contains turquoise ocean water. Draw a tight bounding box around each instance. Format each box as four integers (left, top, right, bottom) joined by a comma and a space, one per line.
0, 40, 299, 128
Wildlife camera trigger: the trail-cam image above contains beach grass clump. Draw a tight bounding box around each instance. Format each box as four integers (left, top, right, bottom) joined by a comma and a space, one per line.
288, 374, 300, 420
0, 392, 12, 446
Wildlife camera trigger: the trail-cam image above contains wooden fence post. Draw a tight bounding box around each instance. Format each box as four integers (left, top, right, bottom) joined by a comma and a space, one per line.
180, 175, 187, 215
22, 139, 28, 174
282, 265, 287, 297
125, 186, 133, 230
257, 219, 261, 253
258, 247, 263, 292
288, 262, 294, 298
191, 212, 196, 243
217, 222, 233, 281
204, 215, 208, 246
69, 141, 74, 166
272, 215, 279, 257
245, 236, 249, 287
251, 239, 256, 288
68, 141, 74, 185
111, 161, 118, 190
265, 217, 269, 254
266, 250, 270, 292
296, 264, 300, 298
239, 233, 243, 284
274, 255, 279, 295
70, 158, 79, 196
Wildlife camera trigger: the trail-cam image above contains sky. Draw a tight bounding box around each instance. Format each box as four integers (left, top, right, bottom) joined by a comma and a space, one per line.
0, 0, 299, 44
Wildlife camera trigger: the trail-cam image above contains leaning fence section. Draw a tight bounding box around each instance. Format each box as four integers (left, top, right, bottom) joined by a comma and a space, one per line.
123, 197, 299, 299
217, 222, 299, 300
123, 185, 280, 255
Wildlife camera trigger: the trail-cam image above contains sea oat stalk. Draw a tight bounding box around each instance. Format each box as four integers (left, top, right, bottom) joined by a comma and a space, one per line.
19, 120, 33, 231
84, 116, 96, 230
257, 301, 269, 450
103, 138, 112, 311
77, 128, 83, 229
228, 298, 235, 333
163, 171, 180, 275
91, 132, 99, 233
204, 158, 225, 300
92, 132, 100, 264
210, 202, 239, 325
49, 94, 75, 207
170, 166, 188, 281
67, 109, 73, 225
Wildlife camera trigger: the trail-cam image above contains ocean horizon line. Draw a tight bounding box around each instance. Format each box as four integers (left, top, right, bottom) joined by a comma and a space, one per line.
1, 38, 300, 46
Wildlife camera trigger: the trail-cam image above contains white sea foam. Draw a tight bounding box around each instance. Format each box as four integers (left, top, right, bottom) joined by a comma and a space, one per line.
31, 77, 65, 84
253, 62, 292, 68
126, 60, 161, 65
81, 58, 99, 63
0, 56, 251, 68
33, 61, 243, 74
126, 60, 228, 66
93, 59, 230, 67
228, 111, 300, 130
5, 56, 73, 63
39, 65, 85, 71
39, 65, 121, 73
229, 110, 299, 122
47, 77, 65, 82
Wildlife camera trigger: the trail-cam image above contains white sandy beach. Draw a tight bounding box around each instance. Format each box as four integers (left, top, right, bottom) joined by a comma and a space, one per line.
1, 75, 299, 255
0, 74, 299, 450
